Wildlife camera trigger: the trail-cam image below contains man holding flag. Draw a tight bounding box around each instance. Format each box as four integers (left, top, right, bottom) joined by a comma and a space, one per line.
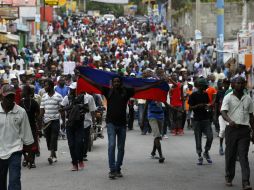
76, 67, 169, 179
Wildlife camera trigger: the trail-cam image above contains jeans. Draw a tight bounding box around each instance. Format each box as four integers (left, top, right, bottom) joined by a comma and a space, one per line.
0, 151, 22, 190
193, 120, 213, 155
66, 121, 84, 165
107, 123, 126, 172
225, 126, 251, 186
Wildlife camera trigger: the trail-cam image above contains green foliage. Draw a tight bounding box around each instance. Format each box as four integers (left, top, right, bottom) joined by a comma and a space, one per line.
86, 1, 124, 16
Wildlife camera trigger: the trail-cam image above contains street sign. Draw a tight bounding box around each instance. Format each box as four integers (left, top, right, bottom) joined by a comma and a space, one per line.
195, 30, 202, 40
35, 14, 40, 23
0, 7, 19, 19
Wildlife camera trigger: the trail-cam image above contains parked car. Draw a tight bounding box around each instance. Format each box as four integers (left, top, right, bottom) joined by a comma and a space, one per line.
134, 15, 148, 23
102, 14, 116, 21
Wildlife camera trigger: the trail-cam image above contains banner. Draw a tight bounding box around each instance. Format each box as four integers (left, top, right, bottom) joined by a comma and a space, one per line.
91, 0, 128, 4
77, 67, 169, 102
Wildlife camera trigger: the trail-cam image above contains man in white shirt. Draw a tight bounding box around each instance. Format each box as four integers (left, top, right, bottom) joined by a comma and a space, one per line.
0, 84, 33, 190
40, 79, 63, 165
214, 66, 225, 82
221, 76, 254, 189
61, 83, 96, 171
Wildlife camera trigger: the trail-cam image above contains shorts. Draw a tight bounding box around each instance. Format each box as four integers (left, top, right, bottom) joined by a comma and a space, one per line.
218, 115, 227, 138
149, 119, 163, 138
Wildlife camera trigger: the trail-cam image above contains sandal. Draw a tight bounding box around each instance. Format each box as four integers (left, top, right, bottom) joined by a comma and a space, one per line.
22, 160, 27, 167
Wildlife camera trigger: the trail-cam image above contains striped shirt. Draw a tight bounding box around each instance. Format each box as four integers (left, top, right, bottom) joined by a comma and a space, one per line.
40, 92, 63, 123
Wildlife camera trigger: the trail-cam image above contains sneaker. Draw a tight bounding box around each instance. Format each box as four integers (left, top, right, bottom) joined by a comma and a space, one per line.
30, 163, 36, 168
163, 135, 168, 139
225, 180, 232, 187
159, 157, 165, 163
79, 161, 85, 170
219, 146, 224, 156
116, 171, 123, 178
48, 157, 53, 165
203, 152, 212, 164
71, 164, 78, 171
243, 185, 252, 190
150, 153, 159, 159
108, 171, 116, 179
172, 129, 177, 136
178, 129, 184, 135
52, 157, 57, 163
197, 157, 203, 165
22, 160, 27, 167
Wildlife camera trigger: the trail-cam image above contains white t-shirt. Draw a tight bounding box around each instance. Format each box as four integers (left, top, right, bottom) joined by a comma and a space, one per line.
40, 92, 63, 123
16, 59, 25, 70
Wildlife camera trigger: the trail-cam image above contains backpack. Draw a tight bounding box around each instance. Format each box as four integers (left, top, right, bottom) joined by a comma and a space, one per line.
66, 94, 88, 127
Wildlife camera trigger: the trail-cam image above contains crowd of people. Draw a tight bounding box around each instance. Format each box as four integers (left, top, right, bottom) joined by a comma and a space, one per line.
0, 13, 254, 190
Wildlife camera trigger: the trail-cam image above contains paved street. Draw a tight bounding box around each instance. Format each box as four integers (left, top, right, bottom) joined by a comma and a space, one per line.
22, 124, 254, 190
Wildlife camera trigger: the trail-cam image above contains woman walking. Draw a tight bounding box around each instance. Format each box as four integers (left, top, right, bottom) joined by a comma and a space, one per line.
20, 85, 40, 168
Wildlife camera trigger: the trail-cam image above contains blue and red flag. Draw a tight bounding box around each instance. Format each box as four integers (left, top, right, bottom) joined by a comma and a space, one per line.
77, 67, 169, 102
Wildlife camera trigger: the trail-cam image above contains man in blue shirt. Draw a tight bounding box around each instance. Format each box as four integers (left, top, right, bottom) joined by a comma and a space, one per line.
55, 76, 69, 98
143, 100, 165, 163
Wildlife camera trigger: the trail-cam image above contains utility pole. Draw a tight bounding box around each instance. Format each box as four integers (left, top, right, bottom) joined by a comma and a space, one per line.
195, 0, 201, 31
35, 0, 41, 50
242, 0, 248, 30
84, 0, 86, 13
167, 0, 171, 32
216, 0, 224, 65
195, 0, 201, 55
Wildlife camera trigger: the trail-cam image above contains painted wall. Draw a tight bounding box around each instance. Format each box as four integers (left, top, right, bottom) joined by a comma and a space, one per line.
170, 2, 254, 41
1, 0, 36, 6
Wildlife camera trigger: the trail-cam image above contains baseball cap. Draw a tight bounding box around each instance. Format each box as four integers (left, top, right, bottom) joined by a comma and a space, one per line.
69, 82, 77, 89
180, 68, 187, 72
1, 84, 16, 97
38, 70, 44, 74
35, 73, 42, 79
198, 78, 208, 86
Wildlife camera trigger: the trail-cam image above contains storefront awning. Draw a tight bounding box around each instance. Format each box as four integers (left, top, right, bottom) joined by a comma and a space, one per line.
0, 33, 20, 45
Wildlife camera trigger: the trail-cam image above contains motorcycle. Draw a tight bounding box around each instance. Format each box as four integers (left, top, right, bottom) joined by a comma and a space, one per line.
88, 106, 105, 151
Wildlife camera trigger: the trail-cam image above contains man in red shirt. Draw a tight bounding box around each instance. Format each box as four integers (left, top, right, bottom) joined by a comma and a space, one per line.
169, 73, 184, 135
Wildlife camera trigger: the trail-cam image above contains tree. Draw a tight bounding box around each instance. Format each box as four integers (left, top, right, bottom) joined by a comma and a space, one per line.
86, 1, 124, 16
